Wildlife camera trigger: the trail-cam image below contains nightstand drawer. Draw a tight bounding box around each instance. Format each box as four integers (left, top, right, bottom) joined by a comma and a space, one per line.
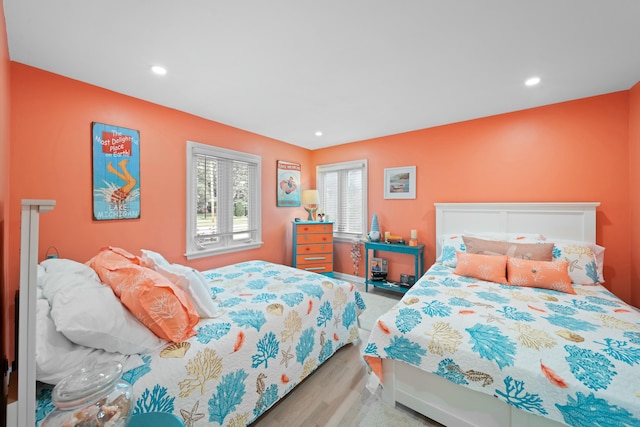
294, 223, 333, 234
296, 243, 332, 254
296, 253, 333, 265
296, 233, 332, 244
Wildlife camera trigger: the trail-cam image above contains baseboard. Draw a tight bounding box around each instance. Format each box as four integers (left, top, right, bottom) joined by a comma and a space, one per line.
7, 401, 17, 427
333, 272, 364, 285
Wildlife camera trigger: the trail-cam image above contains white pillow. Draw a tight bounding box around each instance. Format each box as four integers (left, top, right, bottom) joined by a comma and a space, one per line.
140, 249, 170, 269
156, 263, 217, 318
41, 271, 96, 302
40, 258, 99, 281
50, 281, 167, 354
36, 298, 144, 385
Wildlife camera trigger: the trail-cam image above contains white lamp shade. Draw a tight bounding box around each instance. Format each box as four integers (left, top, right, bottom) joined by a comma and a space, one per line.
301, 189, 319, 205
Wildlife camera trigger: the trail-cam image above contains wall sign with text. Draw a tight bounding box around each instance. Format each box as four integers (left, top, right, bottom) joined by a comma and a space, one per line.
92, 122, 141, 220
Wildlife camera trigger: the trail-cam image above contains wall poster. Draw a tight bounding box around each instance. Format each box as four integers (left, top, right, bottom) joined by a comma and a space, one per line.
276, 160, 301, 206
92, 122, 141, 220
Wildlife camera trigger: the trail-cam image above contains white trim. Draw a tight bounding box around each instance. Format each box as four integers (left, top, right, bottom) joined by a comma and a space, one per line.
185, 141, 262, 259
17, 200, 55, 427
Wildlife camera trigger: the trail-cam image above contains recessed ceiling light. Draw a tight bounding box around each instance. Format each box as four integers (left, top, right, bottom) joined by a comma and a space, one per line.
315, 131, 323, 137
525, 76, 541, 86
151, 65, 167, 76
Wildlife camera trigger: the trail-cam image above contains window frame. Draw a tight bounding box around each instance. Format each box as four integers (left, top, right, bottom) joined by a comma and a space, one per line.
185, 141, 262, 259
316, 159, 368, 242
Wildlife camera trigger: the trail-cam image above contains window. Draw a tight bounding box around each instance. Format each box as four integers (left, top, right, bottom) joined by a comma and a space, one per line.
186, 141, 262, 259
317, 159, 367, 241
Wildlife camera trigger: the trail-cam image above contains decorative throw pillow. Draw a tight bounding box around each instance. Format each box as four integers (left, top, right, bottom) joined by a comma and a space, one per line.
437, 235, 466, 267
462, 236, 554, 261
506, 257, 575, 294
551, 240, 605, 284
155, 263, 217, 318
454, 252, 508, 284
88, 246, 199, 343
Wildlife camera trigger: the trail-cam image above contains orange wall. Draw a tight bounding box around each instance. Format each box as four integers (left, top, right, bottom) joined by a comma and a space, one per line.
6, 63, 313, 360
630, 81, 640, 307
1, 2, 11, 369
6, 61, 640, 366
313, 92, 636, 307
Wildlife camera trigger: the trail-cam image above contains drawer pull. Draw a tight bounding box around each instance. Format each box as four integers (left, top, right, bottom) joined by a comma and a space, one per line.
305, 267, 326, 271
304, 257, 326, 261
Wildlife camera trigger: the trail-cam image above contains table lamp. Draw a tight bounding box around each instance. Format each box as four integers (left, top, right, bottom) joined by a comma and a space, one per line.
302, 189, 319, 221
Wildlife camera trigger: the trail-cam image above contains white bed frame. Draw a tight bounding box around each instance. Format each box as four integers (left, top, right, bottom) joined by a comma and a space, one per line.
380, 202, 600, 427
7, 200, 56, 427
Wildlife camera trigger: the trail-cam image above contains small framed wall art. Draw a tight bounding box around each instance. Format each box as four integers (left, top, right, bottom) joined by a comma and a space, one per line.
92, 122, 141, 220
277, 160, 301, 206
384, 166, 416, 199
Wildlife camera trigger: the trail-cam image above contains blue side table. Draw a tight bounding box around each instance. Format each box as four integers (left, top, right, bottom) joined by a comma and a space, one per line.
364, 241, 425, 293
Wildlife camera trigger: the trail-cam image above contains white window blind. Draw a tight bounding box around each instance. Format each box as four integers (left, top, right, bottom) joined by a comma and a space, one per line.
186, 141, 262, 259
317, 160, 367, 240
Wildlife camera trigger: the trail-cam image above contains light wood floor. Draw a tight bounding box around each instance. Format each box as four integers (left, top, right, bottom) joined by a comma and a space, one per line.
251, 329, 441, 426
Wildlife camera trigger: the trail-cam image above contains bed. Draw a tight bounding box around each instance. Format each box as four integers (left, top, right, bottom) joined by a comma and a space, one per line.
363, 202, 640, 427
12, 202, 363, 427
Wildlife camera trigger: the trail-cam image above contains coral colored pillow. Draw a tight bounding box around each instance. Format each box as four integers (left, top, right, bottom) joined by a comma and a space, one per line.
463, 236, 554, 261
88, 247, 199, 342
454, 252, 507, 284
506, 257, 575, 294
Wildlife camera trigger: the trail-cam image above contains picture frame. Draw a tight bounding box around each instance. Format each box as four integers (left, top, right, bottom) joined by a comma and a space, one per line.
384, 166, 416, 199
277, 160, 301, 206
91, 122, 141, 220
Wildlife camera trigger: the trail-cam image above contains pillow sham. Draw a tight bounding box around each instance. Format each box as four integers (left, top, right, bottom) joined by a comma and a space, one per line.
462, 235, 554, 261
551, 240, 605, 284
36, 297, 144, 385
88, 246, 199, 343
453, 252, 507, 284
155, 263, 217, 318
140, 249, 170, 270
49, 278, 167, 354
506, 257, 575, 294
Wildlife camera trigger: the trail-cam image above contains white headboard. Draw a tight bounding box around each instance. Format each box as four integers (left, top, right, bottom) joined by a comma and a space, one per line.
435, 202, 600, 257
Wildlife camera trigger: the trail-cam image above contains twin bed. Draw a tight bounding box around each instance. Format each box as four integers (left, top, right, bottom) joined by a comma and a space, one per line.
16, 201, 364, 427
363, 202, 640, 427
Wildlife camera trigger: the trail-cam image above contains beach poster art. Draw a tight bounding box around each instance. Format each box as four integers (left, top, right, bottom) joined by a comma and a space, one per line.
277, 160, 301, 206
92, 122, 141, 220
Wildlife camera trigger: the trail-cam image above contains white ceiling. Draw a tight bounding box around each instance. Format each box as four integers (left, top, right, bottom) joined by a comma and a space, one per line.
5, 1, 640, 150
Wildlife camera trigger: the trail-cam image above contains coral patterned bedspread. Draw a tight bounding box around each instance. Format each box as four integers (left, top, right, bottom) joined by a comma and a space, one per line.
363, 264, 640, 427
37, 260, 364, 426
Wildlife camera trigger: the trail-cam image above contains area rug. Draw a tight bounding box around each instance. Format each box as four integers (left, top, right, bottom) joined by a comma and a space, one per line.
357, 283, 402, 331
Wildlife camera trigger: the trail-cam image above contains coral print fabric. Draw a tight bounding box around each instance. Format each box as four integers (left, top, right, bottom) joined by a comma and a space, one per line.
363, 263, 640, 427
37, 261, 363, 426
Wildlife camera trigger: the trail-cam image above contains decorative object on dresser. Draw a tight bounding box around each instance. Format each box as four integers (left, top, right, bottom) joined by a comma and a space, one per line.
301, 189, 319, 220
292, 221, 334, 277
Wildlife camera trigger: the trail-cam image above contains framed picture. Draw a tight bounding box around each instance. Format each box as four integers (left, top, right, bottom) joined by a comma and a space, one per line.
384, 166, 416, 199
92, 122, 141, 220
277, 160, 301, 206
